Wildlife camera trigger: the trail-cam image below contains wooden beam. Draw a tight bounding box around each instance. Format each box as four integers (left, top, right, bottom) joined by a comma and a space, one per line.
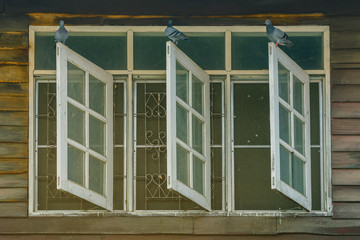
332, 119, 360, 135
0, 202, 27, 217
0, 173, 27, 187
332, 85, 360, 102
0, 158, 27, 174
0, 65, 29, 82
332, 49, 360, 64
331, 31, 360, 49
333, 203, 360, 219
0, 143, 28, 158
0, 111, 28, 126
0, 188, 27, 202
0, 126, 28, 143
332, 136, 360, 152
332, 103, 360, 118
0, 82, 28, 96
0, 32, 28, 49
0, 49, 28, 64
0, 96, 28, 111
331, 69, 360, 85
333, 169, 360, 185
333, 186, 360, 201
332, 152, 360, 169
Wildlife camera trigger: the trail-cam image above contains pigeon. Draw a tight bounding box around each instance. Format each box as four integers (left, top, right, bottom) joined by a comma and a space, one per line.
265, 20, 294, 48
55, 20, 68, 45
165, 20, 189, 45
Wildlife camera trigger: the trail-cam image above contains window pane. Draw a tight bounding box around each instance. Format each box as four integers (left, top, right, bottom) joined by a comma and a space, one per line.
310, 83, 320, 145
176, 104, 188, 144
192, 115, 204, 155
193, 156, 204, 195
278, 63, 290, 103
294, 116, 305, 155
292, 155, 305, 195
192, 75, 203, 115
280, 145, 291, 186
35, 35, 127, 70
68, 62, 85, 105
89, 115, 105, 156
279, 104, 291, 145
176, 62, 189, 103
89, 75, 105, 116
89, 155, 105, 195
177, 144, 189, 186
293, 75, 304, 116
68, 145, 85, 186
68, 103, 85, 145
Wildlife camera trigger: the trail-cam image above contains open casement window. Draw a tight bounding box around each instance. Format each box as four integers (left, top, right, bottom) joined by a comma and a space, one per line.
166, 41, 211, 211
268, 42, 311, 211
56, 42, 113, 210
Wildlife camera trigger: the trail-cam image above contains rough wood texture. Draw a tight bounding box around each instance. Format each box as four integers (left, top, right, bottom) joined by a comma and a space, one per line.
0, 96, 28, 111
0, 49, 28, 64
331, 49, 360, 64
332, 152, 360, 169
0, 126, 28, 143
332, 103, 360, 118
0, 82, 28, 95
331, 70, 360, 85
0, 65, 29, 82
332, 136, 360, 152
333, 186, 360, 201
332, 85, 360, 102
0, 158, 27, 174
331, 31, 360, 49
0, 173, 27, 188
333, 169, 360, 185
0, 188, 27, 202
0, 143, 27, 158
332, 119, 360, 135
0, 32, 28, 49
0, 111, 28, 126
333, 203, 360, 219
0, 202, 27, 218
330, 16, 360, 31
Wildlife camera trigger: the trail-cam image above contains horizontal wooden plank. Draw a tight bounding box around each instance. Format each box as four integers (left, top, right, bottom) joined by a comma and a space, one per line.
0, 32, 28, 49
333, 203, 360, 219
333, 186, 360, 201
331, 49, 360, 64
332, 103, 360, 118
332, 152, 360, 169
0, 188, 27, 202
194, 217, 276, 235
330, 16, 360, 31
0, 15, 29, 32
331, 31, 360, 49
0, 202, 27, 217
332, 63, 360, 69
0, 111, 28, 126
332, 119, 360, 135
0, 49, 28, 64
0, 95, 28, 111
0, 82, 28, 95
0, 158, 27, 173
333, 169, 360, 185
332, 85, 360, 102
0, 143, 28, 158
0, 173, 27, 187
331, 69, 360, 85
332, 136, 360, 152
0, 65, 29, 82
0, 126, 28, 143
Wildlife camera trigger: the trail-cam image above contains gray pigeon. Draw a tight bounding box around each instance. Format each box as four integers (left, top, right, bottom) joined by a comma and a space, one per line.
165, 20, 189, 45
55, 20, 68, 45
265, 20, 294, 48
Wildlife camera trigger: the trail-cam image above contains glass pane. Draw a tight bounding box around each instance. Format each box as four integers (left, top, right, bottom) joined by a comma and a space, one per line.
294, 116, 305, 155
68, 62, 85, 105
35, 35, 127, 70
311, 147, 321, 210
68, 103, 85, 145
192, 115, 204, 155
279, 104, 291, 145
310, 83, 320, 145
292, 155, 305, 195
280, 145, 291, 186
192, 75, 203, 115
176, 62, 189, 103
68, 145, 85, 186
176, 104, 188, 144
293, 75, 304, 115
233, 83, 270, 145
278, 63, 290, 103
89, 75, 105, 116
89, 115, 105, 156
177, 144, 190, 186
89, 155, 105, 195
193, 156, 204, 195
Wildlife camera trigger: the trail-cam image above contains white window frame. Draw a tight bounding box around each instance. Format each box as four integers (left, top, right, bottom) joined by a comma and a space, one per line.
56, 42, 114, 210
28, 25, 331, 216
268, 42, 311, 210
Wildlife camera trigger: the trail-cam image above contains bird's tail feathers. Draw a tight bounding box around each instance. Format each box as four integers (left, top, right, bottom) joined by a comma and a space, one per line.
285, 39, 294, 48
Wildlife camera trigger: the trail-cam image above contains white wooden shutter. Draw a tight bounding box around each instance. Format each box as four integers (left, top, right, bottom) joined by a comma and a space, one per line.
56, 42, 113, 210
166, 41, 211, 211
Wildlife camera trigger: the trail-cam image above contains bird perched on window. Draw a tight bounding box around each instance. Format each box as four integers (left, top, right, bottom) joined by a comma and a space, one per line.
55, 20, 68, 45
165, 20, 189, 45
265, 20, 294, 48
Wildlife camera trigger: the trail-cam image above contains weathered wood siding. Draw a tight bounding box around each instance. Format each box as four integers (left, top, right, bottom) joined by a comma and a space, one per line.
331, 16, 360, 219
